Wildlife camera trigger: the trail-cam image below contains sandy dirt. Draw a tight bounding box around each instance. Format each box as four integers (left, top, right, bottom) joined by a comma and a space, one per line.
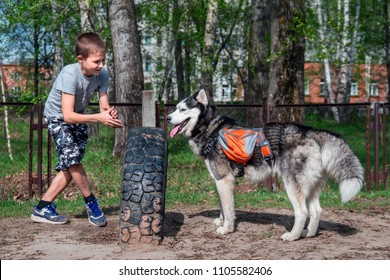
1, 206, 390, 260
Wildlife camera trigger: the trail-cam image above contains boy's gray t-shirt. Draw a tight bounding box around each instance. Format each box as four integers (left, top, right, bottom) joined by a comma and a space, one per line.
44, 63, 109, 119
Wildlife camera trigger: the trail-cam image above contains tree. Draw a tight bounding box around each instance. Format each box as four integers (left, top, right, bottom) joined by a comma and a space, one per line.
246, 0, 270, 126
0, 0, 53, 96
109, 0, 144, 156
201, 0, 219, 102
338, 0, 360, 123
0, 66, 13, 161
172, 0, 186, 100
267, 0, 305, 123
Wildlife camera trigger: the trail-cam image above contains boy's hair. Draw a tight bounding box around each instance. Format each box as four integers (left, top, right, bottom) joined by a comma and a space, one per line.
76, 32, 106, 58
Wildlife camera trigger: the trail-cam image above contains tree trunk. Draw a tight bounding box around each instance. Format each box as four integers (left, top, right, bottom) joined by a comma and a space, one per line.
201, 0, 218, 102
51, 1, 63, 84
0, 67, 13, 161
338, 0, 360, 123
79, 0, 93, 32
109, 0, 144, 157
339, 0, 350, 105
33, 23, 40, 97
313, 0, 340, 122
159, 38, 174, 102
184, 1, 192, 95
246, 0, 270, 126
267, 0, 305, 123
172, 0, 185, 101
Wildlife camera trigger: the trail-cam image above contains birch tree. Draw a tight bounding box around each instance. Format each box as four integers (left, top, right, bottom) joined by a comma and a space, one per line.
313, 0, 340, 122
0, 67, 13, 161
339, 0, 360, 123
50, 1, 63, 84
201, 0, 218, 102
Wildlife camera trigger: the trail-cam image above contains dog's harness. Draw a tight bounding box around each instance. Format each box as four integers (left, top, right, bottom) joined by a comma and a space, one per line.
203, 127, 274, 168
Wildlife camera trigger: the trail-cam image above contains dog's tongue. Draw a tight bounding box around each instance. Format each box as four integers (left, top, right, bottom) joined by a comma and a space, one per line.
170, 124, 181, 138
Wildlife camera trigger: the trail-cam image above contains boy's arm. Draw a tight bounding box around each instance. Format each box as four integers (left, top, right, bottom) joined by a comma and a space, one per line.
98, 92, 119, 119
62, 92, 123, 128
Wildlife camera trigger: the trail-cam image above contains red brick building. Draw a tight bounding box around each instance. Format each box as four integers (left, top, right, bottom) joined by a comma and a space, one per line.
0, 64, 51, 96
304, 62, 388, 103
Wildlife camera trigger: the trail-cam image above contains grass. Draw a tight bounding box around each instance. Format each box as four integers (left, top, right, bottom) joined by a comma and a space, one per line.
0, 110, 389, 218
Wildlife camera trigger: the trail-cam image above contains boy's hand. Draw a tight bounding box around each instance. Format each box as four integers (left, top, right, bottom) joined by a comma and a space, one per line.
100, 106, 123, 128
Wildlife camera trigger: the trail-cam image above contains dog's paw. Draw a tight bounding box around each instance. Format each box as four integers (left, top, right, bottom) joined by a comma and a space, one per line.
216, 226, 233, 235
213, 218, 223, 227
281, 232, 300, 241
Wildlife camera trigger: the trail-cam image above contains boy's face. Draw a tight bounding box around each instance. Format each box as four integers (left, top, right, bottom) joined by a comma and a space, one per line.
77, 52, 105, 77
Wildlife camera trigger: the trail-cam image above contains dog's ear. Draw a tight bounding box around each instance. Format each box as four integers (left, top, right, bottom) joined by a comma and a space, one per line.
195, 89, 208, 105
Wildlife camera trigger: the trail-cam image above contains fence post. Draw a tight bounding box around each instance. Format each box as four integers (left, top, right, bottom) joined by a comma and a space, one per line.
374, 102, 380, 190
142, 90, 156, 127
28, 102, 51, 198
381, 103, 387, 189
365, 103, 371, 191
28, 104, 35, 198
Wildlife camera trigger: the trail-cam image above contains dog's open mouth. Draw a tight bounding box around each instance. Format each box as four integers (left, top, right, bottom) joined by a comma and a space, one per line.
170, 119, 189, 138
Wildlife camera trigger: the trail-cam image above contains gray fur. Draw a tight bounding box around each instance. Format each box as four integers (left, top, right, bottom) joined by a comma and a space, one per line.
167, 89, 364, 241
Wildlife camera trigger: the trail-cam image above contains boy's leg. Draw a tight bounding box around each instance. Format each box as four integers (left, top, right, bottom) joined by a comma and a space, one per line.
69, 163, 107, 227
68, 163, 91, 198
41, 170, 72, 202
31, 171, 72, 224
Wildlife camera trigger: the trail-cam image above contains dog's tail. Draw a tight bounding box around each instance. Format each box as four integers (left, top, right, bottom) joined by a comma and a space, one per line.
320, 134, 364, 203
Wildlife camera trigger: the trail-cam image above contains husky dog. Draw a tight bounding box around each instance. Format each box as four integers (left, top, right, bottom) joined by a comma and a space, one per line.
167, 89, 364, 241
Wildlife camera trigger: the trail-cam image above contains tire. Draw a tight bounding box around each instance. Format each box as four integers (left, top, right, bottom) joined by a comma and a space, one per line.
119, 127, 167, 244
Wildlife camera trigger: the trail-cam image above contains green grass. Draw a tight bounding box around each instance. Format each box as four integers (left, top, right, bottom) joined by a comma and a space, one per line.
0, 111, 389, 218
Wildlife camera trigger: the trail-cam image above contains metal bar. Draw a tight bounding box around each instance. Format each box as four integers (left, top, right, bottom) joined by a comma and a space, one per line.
47, 126, 51, 189
164, 106, 169, 133
37, 103, 43, 197
381, 103, 387, 189
374, 103, 380, 190
365, 104, 371, 191
155, 102, 160, 128
28, 105, 35, 198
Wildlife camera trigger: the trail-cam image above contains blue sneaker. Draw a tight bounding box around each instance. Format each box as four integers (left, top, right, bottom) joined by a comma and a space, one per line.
31, 203, 69, 224
85, 198, 107, 227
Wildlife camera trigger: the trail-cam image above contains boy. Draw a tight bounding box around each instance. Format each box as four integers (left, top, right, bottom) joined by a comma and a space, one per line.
31, 32, 123, 227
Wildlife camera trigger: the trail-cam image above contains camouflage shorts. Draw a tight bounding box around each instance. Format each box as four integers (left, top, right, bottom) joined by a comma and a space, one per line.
45, 117, 89, 171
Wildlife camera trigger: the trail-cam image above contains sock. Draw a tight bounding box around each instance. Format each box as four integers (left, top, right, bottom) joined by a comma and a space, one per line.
84, 193, 96, 204
37, 200, 51, 210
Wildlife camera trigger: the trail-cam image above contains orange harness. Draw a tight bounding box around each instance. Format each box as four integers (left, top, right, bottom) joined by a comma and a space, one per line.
218, 127, 274, 166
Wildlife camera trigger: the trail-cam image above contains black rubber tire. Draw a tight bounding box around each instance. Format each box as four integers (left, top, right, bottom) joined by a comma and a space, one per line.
119, 127, 167, 244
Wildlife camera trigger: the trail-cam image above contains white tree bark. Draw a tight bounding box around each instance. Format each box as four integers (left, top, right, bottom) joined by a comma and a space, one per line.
339, 0, 350, 104
51, 1, 63, 84
314, 0, 340, 122
0, 69, 13, 161
201, 0, 218, 101
348, 0, 360, 84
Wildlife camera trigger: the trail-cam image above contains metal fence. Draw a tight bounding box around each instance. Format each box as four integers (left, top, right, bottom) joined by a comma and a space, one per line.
1, 101, 388, 198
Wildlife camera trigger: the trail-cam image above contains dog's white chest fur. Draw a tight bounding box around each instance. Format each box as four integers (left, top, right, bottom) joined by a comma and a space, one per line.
189, 140, 202, 156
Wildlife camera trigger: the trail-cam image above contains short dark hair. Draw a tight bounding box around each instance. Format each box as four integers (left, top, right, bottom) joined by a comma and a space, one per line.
76, 32, 106, 58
